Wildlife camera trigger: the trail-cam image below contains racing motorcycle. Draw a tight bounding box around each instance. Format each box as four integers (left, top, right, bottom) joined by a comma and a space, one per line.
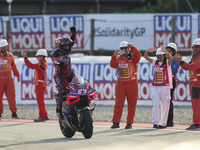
53, 75, 99, 139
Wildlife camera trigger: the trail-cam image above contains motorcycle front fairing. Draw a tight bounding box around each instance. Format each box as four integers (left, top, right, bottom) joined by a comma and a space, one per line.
67, 81, 99, 106
62, 79, 99, 132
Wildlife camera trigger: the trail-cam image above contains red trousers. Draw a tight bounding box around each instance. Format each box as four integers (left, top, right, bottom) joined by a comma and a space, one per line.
0, 76, 17, 114
191, 97, 200, 125
191, 87, 200, 125
35, 82, 48, 118
112, 79, 138, 124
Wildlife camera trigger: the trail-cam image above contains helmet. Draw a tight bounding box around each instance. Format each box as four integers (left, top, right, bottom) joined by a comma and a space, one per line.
156, 48, 165, 55
192, 38, 200, 46
167, 43, 177, 51
0, 39, 8, 48
119, 41, 128, 48
56, 36, 73, 54
35, 49, 48, 56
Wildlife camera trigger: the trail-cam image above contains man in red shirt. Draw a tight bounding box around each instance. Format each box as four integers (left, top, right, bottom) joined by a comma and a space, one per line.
0, 39, 20, 120
21, 49, 49, 122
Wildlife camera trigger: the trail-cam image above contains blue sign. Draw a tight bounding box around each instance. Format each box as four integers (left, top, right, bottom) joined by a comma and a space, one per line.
11, 17, 44, 33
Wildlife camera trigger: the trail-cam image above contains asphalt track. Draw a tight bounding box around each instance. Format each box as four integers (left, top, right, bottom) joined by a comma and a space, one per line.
0, 119, 200, 150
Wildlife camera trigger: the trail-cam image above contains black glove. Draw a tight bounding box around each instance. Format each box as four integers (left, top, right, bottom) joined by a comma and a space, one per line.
70, 26, 77, 35
58, 88, 70, 98
58, 89, 65, 98
65, 88, 70, 95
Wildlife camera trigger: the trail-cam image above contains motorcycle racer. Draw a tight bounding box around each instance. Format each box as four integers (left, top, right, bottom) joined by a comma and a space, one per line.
50, 26, 77, 119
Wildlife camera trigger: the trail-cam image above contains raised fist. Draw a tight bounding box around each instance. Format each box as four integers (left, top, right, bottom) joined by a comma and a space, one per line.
70, 26, 76, 34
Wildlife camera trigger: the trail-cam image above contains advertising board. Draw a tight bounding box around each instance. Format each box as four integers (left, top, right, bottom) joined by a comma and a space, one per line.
1, 13, 199, 51
3, 56, 192, 106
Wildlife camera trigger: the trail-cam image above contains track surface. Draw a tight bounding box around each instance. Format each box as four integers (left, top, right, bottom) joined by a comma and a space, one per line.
0, 119, 200, 150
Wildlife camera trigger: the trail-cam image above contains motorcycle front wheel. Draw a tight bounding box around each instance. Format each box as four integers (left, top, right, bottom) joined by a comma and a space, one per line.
59, 119, 76, 138
81, 109, 93, 139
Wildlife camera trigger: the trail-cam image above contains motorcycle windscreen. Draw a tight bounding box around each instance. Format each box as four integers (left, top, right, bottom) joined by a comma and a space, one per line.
71, 75, 85, 87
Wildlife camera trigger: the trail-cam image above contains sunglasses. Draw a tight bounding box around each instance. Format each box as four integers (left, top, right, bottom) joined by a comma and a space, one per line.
192, 45, 200, 49
157, 54, 164, 57
120, 47, 128, 50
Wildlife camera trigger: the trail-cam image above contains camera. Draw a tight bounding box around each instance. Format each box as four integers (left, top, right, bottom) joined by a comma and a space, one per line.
117, 50, 125, 55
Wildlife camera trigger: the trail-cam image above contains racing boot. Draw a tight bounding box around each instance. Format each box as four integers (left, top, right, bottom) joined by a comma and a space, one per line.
56, 105, 64, 119
56, 95, 64, 119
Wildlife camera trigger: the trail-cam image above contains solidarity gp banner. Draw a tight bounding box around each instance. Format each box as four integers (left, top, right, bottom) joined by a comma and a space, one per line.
85, 14, 152, 51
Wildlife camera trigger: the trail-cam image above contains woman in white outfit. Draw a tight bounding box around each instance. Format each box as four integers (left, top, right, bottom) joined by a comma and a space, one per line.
144, 46, 173, 129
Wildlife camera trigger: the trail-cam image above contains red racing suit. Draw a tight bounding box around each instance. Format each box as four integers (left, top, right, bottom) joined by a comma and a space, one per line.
24, 58, 48, 118
110, 46, 141, 124
0, 52, 20, 114
180, 52, 200, 125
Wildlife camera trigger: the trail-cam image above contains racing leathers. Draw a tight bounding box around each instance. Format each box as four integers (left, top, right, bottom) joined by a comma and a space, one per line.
50, 34, 76, 119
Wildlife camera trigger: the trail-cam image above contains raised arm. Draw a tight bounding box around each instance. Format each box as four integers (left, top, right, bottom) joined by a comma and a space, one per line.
160, 45, 173, 65
70, 26, 77, 47
129, 44, 141, 64
21, 51, 42, 70
110, 50, 119, 68
174, 54, 200, 71
144, 47, 155, 63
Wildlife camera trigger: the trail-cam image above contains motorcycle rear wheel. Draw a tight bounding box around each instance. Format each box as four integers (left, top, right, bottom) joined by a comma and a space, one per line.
59, 119, 75, 138
81, 109, 93, 139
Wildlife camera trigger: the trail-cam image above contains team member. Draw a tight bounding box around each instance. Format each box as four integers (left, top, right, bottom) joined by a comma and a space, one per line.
0, 39, 20, 120
144, 46, 173, 129
21, 49, 49, 122
50, 26, 76, 119
173, 38, 200, 130
166, 43, 179, 127
110, 41, 141, 129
